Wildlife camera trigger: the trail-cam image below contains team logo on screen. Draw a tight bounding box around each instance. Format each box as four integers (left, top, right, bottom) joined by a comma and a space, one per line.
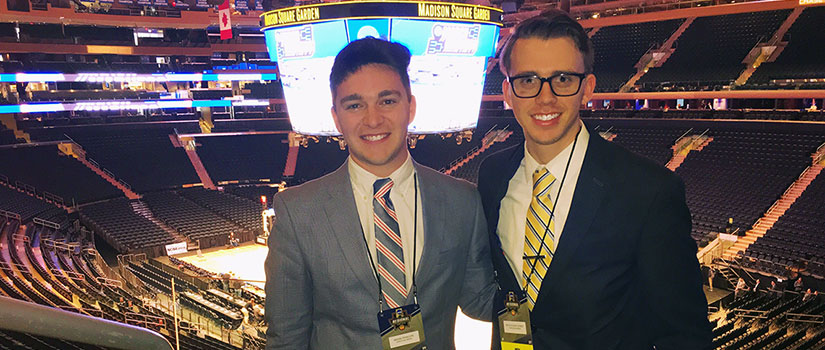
274, 25, 315, 60
426, 24, 480, 56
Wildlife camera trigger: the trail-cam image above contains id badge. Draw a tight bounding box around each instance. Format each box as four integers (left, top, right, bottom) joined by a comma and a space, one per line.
378, 304, 428, 350
497, 291, 533, 350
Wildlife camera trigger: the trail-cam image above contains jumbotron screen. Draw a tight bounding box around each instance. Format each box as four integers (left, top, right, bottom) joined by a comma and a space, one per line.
261, 1, 503, 136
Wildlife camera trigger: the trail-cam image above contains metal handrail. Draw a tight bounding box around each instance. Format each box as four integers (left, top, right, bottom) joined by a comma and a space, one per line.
674, 128, 694, 144
0, 209, 21, 221
718, 256, 757, 284
33, 217, 60, 229
0, 296, 173, 350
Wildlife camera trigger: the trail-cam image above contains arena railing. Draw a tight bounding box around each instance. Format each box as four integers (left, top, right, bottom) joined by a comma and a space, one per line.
0, 295, 173, 350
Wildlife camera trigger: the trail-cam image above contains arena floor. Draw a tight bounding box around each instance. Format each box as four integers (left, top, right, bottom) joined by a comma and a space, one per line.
178, 242, 493, 349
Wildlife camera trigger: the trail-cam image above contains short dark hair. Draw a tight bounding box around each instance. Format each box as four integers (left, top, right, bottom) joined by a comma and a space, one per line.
329, 37, 412, 104
499, 9, 594, 75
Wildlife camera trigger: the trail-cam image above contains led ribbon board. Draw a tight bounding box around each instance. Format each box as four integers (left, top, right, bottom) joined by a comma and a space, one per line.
0, 99, 270, 114
260, 1, 502, 136
0, 73, 279, 83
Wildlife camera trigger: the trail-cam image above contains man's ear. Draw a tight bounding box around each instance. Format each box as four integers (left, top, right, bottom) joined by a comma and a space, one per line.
581, 74, 597, 106
502, 78, 513, 108
408, 95, 417, 126
331, 105, 343, 134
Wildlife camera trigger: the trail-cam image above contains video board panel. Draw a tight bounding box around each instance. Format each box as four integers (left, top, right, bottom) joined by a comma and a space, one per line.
261, 1, 502, 136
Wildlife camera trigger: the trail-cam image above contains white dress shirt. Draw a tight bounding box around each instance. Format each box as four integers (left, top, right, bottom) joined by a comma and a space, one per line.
497, 123, 589, 285
349, 154, 424, 292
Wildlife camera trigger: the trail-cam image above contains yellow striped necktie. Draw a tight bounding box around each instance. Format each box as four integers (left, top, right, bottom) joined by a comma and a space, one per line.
523, 167, 556, 310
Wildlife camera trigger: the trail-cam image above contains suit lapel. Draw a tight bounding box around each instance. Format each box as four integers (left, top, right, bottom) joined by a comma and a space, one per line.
483, 144, 527, 292
322, 164, 380, 296
408, 164, 443, 304
537, 134, 610, 306
493, 145, 525, 209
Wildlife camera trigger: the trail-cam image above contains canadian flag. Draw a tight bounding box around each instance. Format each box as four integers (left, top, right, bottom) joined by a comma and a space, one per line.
218, 0, 232, 40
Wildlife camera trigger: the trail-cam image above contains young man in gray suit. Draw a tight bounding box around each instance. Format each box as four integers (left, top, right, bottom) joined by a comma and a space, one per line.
265, 37, 497, 350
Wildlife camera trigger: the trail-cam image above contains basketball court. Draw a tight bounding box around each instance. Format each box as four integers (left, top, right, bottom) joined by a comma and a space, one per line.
177, 242, 492, 349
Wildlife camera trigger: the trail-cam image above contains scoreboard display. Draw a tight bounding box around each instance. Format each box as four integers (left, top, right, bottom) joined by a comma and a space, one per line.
261, 1, 503, 136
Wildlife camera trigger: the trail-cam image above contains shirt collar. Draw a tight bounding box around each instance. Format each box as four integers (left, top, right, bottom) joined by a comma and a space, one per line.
522, 121, 590, 184
348, 152, 415, 195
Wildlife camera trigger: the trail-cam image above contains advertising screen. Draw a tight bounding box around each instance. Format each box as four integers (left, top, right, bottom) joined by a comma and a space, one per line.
263, 5, 500, 136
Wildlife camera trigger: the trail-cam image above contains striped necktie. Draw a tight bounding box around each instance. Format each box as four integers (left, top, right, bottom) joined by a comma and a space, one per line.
373, 178, 407, 309
523, 167, 556, 310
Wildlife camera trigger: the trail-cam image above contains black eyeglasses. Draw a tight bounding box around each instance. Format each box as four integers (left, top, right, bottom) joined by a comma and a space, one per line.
507, 73, 587, 98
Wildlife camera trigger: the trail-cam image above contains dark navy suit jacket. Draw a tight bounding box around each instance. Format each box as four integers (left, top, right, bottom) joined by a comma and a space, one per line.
477, 128, 712, 350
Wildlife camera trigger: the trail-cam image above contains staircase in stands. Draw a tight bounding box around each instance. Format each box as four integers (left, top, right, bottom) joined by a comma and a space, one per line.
171, 135, 216, 190
734, 7, 804, 86
444, 130, 513, 175
620, 17, 696, 92
666, 134, 713, 171
716, 265, 741, 288
723, 144, 825, 259
58, 142, 140, 200
76, 157, 140, 200
282, 132, 300, 177
0, 114, 31, 143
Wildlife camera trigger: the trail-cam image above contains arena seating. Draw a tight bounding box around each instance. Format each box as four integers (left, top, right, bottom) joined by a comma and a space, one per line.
639, 10, 791, 90
80, 198, 178, 252
742, 169, 825, 278
600, 124, 688, 165
225, 185, 281, 204
141, 191, 245, 248
0, 123, 20, 145
590, 19, 683, 92
23, 123, 201, 192
196, 134, 290, 183
746, 6, 825, 90
676, 129, 824, 243
291, 138, 349, 185
483, 64, 506, 95
450, 132, 522, 184
177, 188, 263, 234
0, 207, 248, 349
707, 288, 825, 350
410, 133, 483, 171
211, 117, 291, 133
580, 109, 825, 122
0, 145, 123, 204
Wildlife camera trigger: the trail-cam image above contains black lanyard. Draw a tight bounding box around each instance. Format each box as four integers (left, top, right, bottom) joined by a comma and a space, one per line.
360, 174, 419, 311
522, 127, 580, 295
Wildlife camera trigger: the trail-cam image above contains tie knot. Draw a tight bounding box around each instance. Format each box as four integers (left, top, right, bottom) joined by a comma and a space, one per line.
532, 167, 555, 197
373, 178, 394, 198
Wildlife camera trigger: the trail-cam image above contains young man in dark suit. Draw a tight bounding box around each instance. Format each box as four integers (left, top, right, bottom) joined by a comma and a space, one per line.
477, 10, 712, 350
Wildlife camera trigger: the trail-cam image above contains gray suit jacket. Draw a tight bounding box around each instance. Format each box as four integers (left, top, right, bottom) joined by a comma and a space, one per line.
265, 162, 497, 350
